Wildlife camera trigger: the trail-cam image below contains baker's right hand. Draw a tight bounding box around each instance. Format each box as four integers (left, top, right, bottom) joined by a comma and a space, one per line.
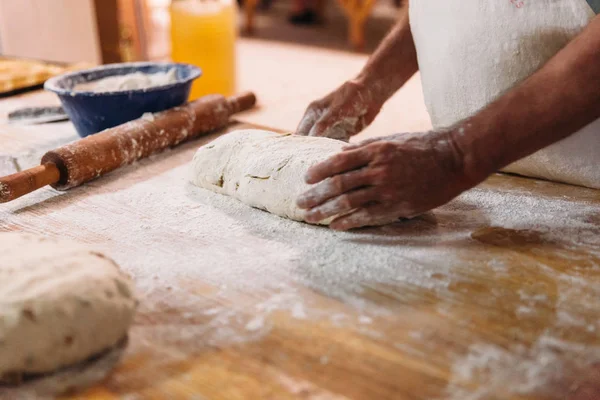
295, 79, 383, 142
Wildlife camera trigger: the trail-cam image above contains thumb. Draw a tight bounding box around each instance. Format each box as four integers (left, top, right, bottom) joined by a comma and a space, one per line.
343, 136, 384, 150
296, 106, 322, 136
309, 113, 360, 142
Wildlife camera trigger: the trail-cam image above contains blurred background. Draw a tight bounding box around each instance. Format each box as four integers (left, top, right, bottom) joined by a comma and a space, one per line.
0, 0, 401, 63
0, 0, 429, 137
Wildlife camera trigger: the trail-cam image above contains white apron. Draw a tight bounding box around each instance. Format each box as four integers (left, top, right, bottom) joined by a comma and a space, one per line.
409, 1, 600, 189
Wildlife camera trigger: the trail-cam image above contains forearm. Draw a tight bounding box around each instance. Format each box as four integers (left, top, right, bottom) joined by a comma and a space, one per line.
355, 7, 419, 104
454, 15, 600, 184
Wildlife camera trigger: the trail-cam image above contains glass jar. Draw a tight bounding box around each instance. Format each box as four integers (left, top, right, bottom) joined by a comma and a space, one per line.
170, 0, 237, 99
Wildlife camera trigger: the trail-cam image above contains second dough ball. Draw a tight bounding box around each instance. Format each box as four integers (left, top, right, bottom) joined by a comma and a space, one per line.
0, 233, 137, 386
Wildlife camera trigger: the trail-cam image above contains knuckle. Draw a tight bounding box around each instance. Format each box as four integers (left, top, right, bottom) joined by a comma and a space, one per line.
302, 189, 319, 204
369, 167, 386, 184
341, 81, 355, 92
337, 194, 353, 209
379, 189, 396, 203
306, 210, 322, 222
361, 207, 376, 219
378, 141, 397, 158
331, 175, 345, 191
379, 141, 397, 155
344, 80, 363, 92
366, 167, 384, 178
311, 120, 331, 137
355, 170, 372, 186
372, 166, 393, 183
308, 100, 324, 111
330, 156, 348, 171
312, 209, 326, 219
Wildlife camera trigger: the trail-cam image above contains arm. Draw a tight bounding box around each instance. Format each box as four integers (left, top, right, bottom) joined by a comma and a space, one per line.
297, 15, 600, 230
295, 7, 418, 140
354, 8, 419, 106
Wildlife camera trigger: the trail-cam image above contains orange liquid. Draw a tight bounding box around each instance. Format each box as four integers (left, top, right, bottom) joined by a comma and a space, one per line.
170, 0, 237, 99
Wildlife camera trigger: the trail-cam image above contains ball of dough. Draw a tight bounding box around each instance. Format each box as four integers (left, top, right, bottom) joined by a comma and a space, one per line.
0, 233, 137, 379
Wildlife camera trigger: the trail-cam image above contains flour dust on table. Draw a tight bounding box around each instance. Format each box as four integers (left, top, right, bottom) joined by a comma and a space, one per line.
190, 129, 345, 224
0, 233, 137, 397
2, 123, 600, 399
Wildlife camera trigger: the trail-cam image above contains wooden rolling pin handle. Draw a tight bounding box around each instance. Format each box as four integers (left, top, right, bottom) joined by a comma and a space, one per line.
43, 93, 256, 191
226, 92, 257, 114
0, 163, 61, 203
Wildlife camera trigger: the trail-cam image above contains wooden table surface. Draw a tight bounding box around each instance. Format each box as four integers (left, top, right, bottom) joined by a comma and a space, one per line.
1, 91, 600, 400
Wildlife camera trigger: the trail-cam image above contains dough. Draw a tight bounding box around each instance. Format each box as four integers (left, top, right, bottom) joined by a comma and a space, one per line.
0, 233, 137, 381
190, 129, 344, 224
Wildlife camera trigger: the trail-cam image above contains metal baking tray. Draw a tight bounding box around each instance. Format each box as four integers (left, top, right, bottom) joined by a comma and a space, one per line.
0, 56, 69, 98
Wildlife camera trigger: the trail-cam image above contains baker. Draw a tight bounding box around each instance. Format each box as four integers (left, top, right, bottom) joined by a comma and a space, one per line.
295, 1, 600, 231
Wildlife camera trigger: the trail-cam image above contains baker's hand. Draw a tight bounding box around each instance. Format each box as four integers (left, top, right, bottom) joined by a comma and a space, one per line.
295, 79, 383, 141
296, 131, 474, 230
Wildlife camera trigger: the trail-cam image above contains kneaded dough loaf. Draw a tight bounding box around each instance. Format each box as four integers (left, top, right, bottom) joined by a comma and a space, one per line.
0, 233, 137, 378
190, 129, 344, 224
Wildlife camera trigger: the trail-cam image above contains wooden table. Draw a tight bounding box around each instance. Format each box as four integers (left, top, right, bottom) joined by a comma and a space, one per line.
1, 91, 600, 400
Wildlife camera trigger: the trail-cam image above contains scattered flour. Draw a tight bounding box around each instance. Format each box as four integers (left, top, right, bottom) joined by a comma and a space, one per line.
446, 334, 600, 400
141, 112, 155, 122
0, 122, 79, 175
0, 141, 464, 347
516, 306, 536, 318
1, 132, 599, 399
0, 181, 8, 199
291, 303, 307, 320
245, 316, 266, 332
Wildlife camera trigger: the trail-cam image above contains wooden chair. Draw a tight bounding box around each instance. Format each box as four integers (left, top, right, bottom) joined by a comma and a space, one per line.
243, 0, 392, 50
244, 0, 261, 34
335, 0, 377, 49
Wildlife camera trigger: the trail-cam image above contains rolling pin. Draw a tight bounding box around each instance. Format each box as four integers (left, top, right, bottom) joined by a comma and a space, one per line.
0, 92, 256, 203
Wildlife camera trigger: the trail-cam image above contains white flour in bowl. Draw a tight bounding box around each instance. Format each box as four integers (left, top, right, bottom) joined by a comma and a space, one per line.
73, 69, 178, 93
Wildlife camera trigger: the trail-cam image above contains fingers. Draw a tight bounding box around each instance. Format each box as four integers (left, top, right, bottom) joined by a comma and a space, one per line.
297, 168, 374, 209
329, 204, 405, 231
343, 133, 405, 150
304, 149, 371, 185
304, 188, 379, 223
308, 119, 352, 141
308, 108, 363, 141
343, 137, 383, 150
296, 106, 322, 136
297, 105, 355, 140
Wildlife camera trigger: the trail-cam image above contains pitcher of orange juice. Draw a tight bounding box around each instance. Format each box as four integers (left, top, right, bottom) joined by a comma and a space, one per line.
170, 0, 237, 99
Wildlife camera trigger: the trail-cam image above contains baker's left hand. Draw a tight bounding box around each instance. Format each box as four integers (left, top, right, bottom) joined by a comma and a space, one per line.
296, 130, 474, 231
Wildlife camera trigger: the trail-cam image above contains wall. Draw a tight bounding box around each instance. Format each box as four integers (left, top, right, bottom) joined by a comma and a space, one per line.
0, 0, 102, 63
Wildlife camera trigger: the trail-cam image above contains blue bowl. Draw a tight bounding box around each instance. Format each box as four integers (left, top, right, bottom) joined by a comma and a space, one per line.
44, 62, 201, 137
